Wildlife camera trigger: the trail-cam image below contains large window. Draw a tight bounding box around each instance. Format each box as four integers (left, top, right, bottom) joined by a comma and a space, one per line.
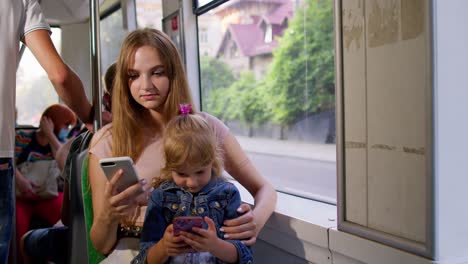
197, 0, 336, 203
100, 1, 163, 89
16, 28, 62, 126
136, 0, 162, 29
100, 9, 128, 77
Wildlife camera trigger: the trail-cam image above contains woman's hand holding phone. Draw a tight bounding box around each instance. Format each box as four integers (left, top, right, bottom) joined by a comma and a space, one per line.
99, 157, 153, 220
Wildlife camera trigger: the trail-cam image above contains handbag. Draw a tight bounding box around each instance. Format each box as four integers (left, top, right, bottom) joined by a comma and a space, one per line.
16, 159, 61, 199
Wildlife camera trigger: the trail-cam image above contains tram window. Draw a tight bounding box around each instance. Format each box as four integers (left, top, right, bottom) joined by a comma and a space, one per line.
198, 0, 336, 203
100, 8, 128, 74
16, 28, 61, 127
100, 1, 163, 73
136, 0, 163, 29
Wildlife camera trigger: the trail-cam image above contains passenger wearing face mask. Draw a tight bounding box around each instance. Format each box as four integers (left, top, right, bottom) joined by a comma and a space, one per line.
13, 104, 76, 263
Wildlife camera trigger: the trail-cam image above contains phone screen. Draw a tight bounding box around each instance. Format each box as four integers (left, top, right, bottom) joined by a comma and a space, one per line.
173, 216, 204, 235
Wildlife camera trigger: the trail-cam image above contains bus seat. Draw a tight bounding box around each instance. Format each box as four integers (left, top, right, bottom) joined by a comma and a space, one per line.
68, 130, 93, 264
81, 155, 106, 264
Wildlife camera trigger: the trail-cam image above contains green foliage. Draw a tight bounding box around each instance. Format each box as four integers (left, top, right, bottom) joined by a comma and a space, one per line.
200, 56, 236, 119
262, 0, 335, 126
224, 72, 267, 128
200, 0, 335, 137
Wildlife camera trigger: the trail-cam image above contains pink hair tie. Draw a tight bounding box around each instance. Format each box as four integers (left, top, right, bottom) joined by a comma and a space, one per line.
179, 103, 191, 115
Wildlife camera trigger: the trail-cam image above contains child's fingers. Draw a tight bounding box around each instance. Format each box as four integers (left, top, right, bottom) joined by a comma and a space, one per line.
181, 236, 203, 251
166, 245, 192, 256
204, 216, 216, 231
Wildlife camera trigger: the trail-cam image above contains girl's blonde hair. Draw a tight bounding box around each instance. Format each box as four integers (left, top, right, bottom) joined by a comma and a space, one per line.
111, 28, 194, 161
160, 114, 224, 183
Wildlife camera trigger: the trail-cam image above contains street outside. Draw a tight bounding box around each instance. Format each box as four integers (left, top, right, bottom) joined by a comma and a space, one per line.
234, 136, 337, 204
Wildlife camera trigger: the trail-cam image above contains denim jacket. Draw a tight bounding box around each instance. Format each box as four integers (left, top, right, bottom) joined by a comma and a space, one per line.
132, 178, 253, 264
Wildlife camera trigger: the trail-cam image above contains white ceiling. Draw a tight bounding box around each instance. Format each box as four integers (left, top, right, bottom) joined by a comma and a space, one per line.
40, 0, 119, 25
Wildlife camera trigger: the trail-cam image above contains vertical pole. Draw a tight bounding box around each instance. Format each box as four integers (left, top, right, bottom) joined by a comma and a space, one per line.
90, 0, 102, 131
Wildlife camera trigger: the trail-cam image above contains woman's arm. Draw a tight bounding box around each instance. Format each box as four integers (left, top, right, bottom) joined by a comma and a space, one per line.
88, 153, 147, 253
88, 153, 120, 253
222, 132, 277, 244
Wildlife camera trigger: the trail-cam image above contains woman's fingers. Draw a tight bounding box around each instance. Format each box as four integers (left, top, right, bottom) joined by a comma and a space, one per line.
104, 169, 123, 196
223, 213, 255, 232
221, 204, 257, 242
111, 179, 146, 203
240, 236, 257, 246
223, 204, 253, 227
106, 170, 147, 207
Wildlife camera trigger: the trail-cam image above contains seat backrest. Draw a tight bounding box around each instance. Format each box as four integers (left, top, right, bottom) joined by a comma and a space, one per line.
67, 130, 93, 264
81, 154, 106, 264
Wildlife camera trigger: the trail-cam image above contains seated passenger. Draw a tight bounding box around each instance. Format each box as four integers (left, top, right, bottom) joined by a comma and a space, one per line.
14, 104, 76, 263
20, 63, 117, 264
133, 104, 253, 264
88, 28, 276, 263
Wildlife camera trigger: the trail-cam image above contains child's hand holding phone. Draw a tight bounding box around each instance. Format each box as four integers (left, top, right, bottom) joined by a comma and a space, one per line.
178, 216, 220, 253
161, 223, 193, 257
172, 216, 204, 236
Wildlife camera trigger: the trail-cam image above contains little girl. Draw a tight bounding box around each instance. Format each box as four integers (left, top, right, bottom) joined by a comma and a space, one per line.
132, 104, 253, 264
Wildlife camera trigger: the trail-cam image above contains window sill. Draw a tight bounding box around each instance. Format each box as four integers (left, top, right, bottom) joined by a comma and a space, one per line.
231, 181, 435, 264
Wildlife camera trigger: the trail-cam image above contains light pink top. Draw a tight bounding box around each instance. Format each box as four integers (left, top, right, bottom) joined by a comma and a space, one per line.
88, 112, 229, 225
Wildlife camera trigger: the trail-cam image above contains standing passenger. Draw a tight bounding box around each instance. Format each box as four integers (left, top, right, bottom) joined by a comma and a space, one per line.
88, 28, 277, 263
0, 0, 94, 262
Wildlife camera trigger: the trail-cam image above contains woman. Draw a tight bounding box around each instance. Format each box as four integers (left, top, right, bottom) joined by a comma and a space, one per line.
14, 103, 76, 262
88, 28, 277, 262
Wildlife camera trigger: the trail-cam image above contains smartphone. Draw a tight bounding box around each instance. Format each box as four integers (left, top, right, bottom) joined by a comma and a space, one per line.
173, 216, 204, 236
99, 156, 140, 192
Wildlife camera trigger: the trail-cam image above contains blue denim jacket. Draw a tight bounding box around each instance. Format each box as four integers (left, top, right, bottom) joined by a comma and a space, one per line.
132, 178, 253, 264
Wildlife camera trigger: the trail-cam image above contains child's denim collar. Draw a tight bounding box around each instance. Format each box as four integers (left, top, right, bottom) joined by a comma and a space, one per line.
159, 178, 224, 195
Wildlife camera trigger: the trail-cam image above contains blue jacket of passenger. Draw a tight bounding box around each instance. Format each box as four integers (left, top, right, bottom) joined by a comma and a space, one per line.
132, 178, 253, 264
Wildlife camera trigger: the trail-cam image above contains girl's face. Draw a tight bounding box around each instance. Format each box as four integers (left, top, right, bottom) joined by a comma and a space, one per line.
128, 45, 170, 113
172, 163, 213, 193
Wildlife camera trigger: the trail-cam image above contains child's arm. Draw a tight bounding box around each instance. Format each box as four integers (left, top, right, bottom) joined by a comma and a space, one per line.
146, 224, 189, 264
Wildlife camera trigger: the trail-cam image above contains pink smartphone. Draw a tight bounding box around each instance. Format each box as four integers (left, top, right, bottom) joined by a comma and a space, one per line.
173, 216, 204, 236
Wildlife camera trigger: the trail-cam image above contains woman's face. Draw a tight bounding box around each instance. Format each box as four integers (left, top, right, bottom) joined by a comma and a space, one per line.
128, 45, 170, 112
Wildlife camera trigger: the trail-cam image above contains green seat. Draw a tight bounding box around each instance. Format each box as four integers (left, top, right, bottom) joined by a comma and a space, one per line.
81, 154, 106, 264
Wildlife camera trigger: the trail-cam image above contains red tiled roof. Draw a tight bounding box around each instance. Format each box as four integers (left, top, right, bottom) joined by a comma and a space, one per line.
216, 0, 292, 57
263, 1, 293, 25
218, 24, 278, 57
219, 0, 288, 9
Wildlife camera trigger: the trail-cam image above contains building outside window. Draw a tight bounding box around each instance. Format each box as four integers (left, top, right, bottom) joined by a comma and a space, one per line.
197, 0, 336, 203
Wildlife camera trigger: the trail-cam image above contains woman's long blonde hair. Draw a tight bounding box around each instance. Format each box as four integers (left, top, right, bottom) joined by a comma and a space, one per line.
160, 113, 223, 183
112, 28, 195, 161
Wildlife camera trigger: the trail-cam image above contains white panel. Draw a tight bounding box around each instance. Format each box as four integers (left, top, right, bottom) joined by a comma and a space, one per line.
433, 0, 468, 260
364, 0, 429, 242
368, 150, 426, 242
342, 0, 368, 226
329, 228, 433, 264
41, 0, 105, 25
332, 253, 365, 264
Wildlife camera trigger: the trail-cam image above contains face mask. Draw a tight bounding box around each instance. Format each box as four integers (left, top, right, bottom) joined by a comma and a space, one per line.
57, 128, 69, 141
